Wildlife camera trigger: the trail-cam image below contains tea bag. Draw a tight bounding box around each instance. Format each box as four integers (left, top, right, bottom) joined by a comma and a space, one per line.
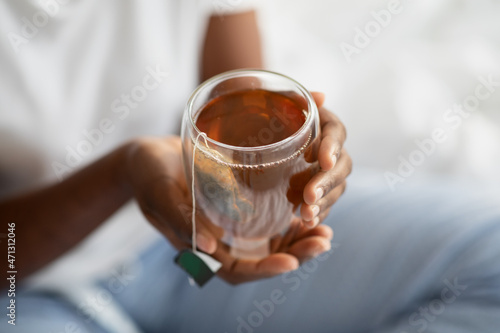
194, 146, 254, 223
174, 249, 222, 287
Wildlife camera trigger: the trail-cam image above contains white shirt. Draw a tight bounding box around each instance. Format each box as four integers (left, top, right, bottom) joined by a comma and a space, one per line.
0, 0, 261, 288
1, 1, 261, 331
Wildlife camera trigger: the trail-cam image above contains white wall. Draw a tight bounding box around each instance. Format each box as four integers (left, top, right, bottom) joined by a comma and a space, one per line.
257, 0, 500, 187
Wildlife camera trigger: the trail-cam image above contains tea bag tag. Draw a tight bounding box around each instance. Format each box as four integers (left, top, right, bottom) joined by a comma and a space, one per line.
174, 131, 222, 287
174, 249, 222, 287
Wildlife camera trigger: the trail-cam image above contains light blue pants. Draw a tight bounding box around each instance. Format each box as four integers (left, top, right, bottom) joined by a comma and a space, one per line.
3, 169, 500, 332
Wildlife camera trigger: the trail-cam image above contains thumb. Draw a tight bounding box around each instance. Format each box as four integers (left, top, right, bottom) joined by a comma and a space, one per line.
192, 216, 219, 254
139, 175, 219, 255
175, 196, 220, 255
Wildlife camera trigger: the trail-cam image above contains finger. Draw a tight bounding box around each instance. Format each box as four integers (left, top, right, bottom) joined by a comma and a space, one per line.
302, 206, 332, 228
300, 202, 320, 222
316, 207, 332, 225
214, 242, 299, 284
303, 148, 352, 206
276, 219, 302, 252
287, 162, 320, 208
272, 221, 332, 252
235, 254, 299, 280
286, 236, 331, 263
270, 234, 283, 253
317, 107, 347, 171
311, 91, 325, 108
301, 180, 346, 222
293, 223, 333, 242
182, 209, 220, 254
316, 181, 346, 213
142, 175, 219, 254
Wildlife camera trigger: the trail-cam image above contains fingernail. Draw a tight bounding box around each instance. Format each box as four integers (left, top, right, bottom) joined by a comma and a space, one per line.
331, 153, 337, 167
196, 233, 212, 253
316, 240, 331, 255
311, 205, 320, 218
315, 188, 324, 202
303, 219, 314, 229
312, 217, 320, 227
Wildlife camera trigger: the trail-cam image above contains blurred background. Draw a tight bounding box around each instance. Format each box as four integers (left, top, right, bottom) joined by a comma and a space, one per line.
257, 0, 500, 188
3, 0, 498, 194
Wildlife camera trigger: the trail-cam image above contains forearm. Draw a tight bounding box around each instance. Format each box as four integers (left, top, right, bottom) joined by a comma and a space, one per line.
201, 10, 263, 82
0, 142, 134, 286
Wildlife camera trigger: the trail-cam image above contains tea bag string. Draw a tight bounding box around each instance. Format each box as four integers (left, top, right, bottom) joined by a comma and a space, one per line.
191, 132, 210, 253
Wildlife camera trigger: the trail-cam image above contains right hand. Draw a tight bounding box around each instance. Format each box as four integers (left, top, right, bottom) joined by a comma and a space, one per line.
126, 136, 222, 253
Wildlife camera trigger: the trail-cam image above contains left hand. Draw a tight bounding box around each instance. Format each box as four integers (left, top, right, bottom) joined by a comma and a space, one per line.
299, 92, 352, 228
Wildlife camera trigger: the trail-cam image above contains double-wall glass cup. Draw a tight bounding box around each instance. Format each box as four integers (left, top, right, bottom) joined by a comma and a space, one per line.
181, 69, 319, 259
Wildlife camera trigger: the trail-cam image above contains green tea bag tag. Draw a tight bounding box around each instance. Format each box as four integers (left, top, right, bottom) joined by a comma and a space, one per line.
175, 249, 222, 287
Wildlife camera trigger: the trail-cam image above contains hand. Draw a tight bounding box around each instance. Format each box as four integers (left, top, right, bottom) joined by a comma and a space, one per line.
213, 218, 333, 284
126, 137, 221, 253
300, 93, 352, 228
126, 136, 335, 285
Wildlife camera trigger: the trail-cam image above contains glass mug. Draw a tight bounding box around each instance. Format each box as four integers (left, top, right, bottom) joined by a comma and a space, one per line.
181, 69, 319, 259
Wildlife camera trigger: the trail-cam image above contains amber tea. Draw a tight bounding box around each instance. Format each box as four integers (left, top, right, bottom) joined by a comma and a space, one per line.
196, 89, 306, 147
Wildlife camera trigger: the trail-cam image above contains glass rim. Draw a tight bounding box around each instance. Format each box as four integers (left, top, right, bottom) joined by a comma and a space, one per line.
186, 68, 317, 153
